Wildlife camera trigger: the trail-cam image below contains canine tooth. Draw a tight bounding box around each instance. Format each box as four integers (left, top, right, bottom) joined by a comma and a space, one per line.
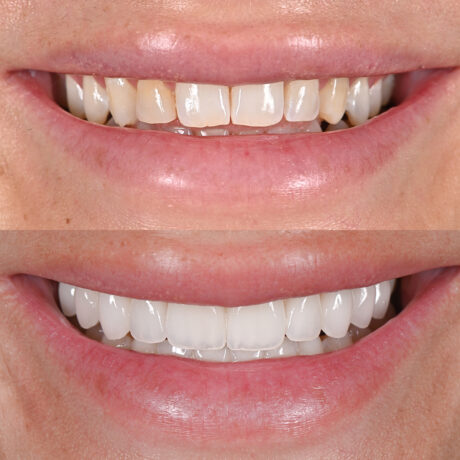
326, 120, 349, 131
130, 300, 167, 344
381, 75, 395, 106
105, 78, 137, 127
346, 77, 370, 126
195, 348, 232, 362
373, 280, 392, 319
285, 294, 322, 341
65, 76, 85, 119
99, 294, 131, 340
369, 79, 383, 117
320, 290, 352, 338
319, 78, 349, 124
175, 83, 230, 128
136, 80, 176, 124
298, 337, 324, 355
230, 349, 265, 362
231, 82, 284, 127
166, 304, 226, 350
264, 338, 298, 358
350, 286, 376, 328
322, 334, 353, 353
284, 80, 320, 122
131, 340, 157, 354
75, 288, 99, 329
82, 76, 109, 124
58, 283, 76, 316
102, 334, 132, 349
227, 301, 285, 351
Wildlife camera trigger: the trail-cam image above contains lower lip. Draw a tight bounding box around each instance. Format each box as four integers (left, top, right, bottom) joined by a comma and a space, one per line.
10, 268, 459, 448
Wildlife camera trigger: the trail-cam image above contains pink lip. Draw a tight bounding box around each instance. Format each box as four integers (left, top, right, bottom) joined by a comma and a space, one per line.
9, 267, 460, 448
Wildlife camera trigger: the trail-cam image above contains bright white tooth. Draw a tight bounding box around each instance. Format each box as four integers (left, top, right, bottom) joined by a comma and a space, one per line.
369, 79, 383, 117
231, 82, 284, 127
99, 294, 131, 340
75, 288, 99, 329
346, 77, 370, 126
136, 80, 176, 124
227, 301, 285, 351
298, 337, 324, 356
230, 349, 265, 362
325, 120, 349, 131
65, 75, 85, 119
105, 78, 137, 127
102, 335, 132, 349
320, 290, 353, 339
131, 340, 157, 354
373, 281, 392, 319
195, 348, 232, 362
350, 286, 376, 329
82, 76, 109, 124
175, 83, 230, 128
166, 304, 226, 350
130, 300, 167, 344
284, 80, 320, 122
319, 78, 349, 124
381, 74, 395, 106
322, 334, 353, 353
264, 338, 298, 359
285, 294, 322, 341
58, 283, 76, 316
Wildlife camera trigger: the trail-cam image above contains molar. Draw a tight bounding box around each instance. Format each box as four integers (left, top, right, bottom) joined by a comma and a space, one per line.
65, 75, 85, 119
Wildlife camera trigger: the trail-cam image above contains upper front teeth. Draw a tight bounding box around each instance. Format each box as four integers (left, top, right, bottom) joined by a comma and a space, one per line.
58, 279, 394, 352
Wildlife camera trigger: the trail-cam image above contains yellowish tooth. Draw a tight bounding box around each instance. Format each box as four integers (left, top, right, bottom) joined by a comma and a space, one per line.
231, 82, 284, 127
175, 83, 230, 128
368, 79, 383, 117
136, 80, 176, 124
284, 80, 319, 122
346, 77, 370, 126
381, 74, 395, 106
105, 78, 137, 127
83, 76, 109, 124
319, 78, 349, 124
65, 75, 85, 119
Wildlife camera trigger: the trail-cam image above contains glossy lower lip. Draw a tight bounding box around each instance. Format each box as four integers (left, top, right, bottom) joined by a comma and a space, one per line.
9, 267, 459, 448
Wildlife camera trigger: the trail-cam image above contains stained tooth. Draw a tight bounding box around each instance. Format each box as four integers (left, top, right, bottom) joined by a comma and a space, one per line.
381, 74, 395, 106
325, 120, 349, 131
319, 78, 349, 124
136, 80, 176, 124
264, 338, 298, 358
131, 340, 157, 354
285, 294, 322, 341
346, 77, 370, 126
130, 300, 167, 344
195, 348, 233, 362
373, 280, 392, 319
322, 334, 353, 353
369, 79, 383, 117
320, 290, 352, 339
231, 82, 284, 127
75, 288, 99, 329
82, 76, 109, 124
298, 337, 324, 355
99, 294, 131, 340
175, 83, 230, 127
350, 286, 376, 328
65, 75, 85, 119
227, 301, 285, 351
58, 283, 76, 316
105, 78, 137, 127
166, 304, 226, 350
230, 349, 265, 362
284, 80, 320, 122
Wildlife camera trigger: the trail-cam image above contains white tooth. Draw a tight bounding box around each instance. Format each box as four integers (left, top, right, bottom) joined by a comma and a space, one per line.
65, 75, 85, 119
227, 301, 285, 351
284, 80, 320, 122
319, 78, 349, 124
156, 340, 194, 358
175, 83, 230, 128
373, 281, 392, 319
131, 340, 157, 354
231, 82, 284, 127
370, 304, 396, 330
99, 294, 131, 340
102, 334, 132, 349
325, 120, 349, 131
75, 288, 99, 329
136, 80, 176, 124
368, 79, 383, 117
195, 348, 233, 362
285, 294, 322, 341
195, 127, 229, 136
130, 300, 167, 344
166, 304, 226, 350
298, 337, 324, 355
230, 349, 265, 362
82, 76, 109, 124
105, 78, 137, 127
350, 286, 376, 329
58, 283, 76, 316
264, 338, 298, 359
381, 74, 395, 106
346, 77, 370, 126
322, 334, 353, 353
320, 290, 352, 339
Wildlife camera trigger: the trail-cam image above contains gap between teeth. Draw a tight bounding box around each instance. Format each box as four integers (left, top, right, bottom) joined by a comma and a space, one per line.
58, 279, 396, 362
